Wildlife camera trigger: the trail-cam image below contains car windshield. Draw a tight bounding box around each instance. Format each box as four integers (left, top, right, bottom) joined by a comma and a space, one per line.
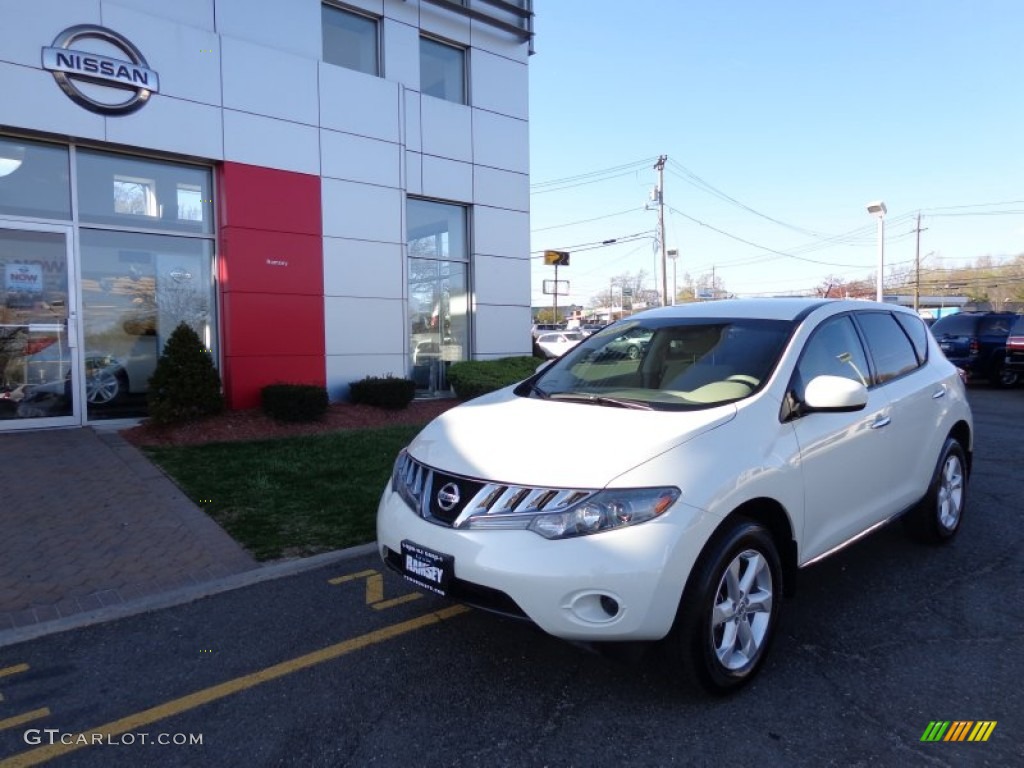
530, 317, 794, 410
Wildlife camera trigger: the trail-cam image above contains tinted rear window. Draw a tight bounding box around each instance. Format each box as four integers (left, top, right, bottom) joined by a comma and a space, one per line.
931, 315, 976, 336
978, 316, 1012, 335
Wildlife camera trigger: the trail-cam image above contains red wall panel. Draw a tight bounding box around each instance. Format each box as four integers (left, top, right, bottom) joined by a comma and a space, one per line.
220, 228, 323, 296
218, 163, 321, 235
217, 162, 325, 409
220, 293, 324, 358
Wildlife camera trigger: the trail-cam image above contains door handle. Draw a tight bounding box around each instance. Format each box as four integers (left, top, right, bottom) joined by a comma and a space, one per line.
869, 415, 891, 429
931, 385, 946, 399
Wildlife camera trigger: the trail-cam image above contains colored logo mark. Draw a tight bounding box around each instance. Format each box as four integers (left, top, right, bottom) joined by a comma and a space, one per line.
920, 721, 997, 742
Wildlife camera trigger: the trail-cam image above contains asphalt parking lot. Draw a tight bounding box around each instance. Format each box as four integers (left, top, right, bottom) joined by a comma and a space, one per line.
0, 385, 1020, 767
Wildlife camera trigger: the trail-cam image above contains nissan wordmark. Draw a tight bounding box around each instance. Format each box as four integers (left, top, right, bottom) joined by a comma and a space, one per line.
377, 299, 973, 693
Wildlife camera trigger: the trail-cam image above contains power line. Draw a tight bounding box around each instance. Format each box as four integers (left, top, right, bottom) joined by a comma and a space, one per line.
530, 157, 657, 193
531, 207, 644, 232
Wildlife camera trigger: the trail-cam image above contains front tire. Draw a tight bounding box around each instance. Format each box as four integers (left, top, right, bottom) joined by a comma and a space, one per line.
666, 520, 783, 694
903, 437, 967, 544
86, 368, 127, 406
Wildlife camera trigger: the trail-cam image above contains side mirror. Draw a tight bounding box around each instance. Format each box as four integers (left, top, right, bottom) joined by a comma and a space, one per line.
803, 375, 868, 412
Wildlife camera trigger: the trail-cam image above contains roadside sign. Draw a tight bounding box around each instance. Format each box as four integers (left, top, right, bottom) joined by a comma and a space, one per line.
544, 250, 570, 266
542, 279, 569, 295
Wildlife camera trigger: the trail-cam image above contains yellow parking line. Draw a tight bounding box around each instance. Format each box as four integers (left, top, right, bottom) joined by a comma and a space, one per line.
0, 709, 50, 732
0, 605, 469, 768
371, 593, 423, 610
326, 570, 377, 585
0, 665, 28, 679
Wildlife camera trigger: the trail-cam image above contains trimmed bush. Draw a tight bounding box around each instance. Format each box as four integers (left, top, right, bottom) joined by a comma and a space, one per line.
348, 375, 415, 410
261, 383, 329, 422
147, 322, 224, 425
447, 356, 541, 400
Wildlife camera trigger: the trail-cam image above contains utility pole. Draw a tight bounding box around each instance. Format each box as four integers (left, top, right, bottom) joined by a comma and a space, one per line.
654, 155, 668, 307
913, 212, 928, 311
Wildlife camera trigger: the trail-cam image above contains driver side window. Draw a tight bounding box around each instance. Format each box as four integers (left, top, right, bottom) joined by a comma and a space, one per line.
796, 315, 871, 394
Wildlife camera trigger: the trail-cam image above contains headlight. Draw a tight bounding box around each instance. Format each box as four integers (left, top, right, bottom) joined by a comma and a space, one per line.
525, 487, 679, 540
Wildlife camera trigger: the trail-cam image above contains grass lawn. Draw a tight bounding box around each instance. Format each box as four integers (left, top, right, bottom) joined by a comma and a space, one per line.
145, 425, 422, 560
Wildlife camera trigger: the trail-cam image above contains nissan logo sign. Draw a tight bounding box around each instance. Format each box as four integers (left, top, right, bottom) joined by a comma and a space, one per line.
436, 483, 461, 512
42, 25, 159, 115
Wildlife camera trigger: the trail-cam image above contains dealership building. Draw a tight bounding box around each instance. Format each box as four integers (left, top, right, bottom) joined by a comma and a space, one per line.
0, 0, 533, 430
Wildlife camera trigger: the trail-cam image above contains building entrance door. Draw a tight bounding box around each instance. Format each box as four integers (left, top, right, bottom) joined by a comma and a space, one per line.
0, 223, 81, 429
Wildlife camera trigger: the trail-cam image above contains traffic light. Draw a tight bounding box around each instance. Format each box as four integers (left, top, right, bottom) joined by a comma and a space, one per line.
544, 250, 570, 266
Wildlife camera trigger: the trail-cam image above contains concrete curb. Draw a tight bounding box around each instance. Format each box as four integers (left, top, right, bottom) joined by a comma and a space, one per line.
0, 544, 378, 650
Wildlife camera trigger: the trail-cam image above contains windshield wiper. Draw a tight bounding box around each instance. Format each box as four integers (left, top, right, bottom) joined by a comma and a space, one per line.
550, 393, 653, 410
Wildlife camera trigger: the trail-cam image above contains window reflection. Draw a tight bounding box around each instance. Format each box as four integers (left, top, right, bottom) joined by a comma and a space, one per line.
0, 137, 71, 220
77, 150, 213, 234
80, 230, 216, 419
407, 199, 469, 395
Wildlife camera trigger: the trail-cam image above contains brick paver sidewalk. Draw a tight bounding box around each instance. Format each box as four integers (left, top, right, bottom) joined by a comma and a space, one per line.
0, 427, 257, 631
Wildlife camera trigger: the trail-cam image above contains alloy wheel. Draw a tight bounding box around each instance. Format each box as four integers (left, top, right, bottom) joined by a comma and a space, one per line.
710, 548, 774, 671
937, 453, 964, 530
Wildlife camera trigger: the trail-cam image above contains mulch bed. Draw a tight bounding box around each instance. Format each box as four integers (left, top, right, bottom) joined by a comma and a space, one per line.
120, 399, 460, 448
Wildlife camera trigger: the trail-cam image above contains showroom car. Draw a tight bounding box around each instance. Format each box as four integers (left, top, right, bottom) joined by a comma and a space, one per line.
1, 335, 155, 415
378, 298, 973, 693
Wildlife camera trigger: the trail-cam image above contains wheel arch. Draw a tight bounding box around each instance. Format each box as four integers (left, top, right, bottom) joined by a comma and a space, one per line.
948, 419, 972, 477
712, 498, 798, 598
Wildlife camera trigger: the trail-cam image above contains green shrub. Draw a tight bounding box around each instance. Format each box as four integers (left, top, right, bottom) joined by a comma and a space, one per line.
147, 322, 224, 425
447, 356, 541, 400
261, 383, 329, 422
348, 375, 416, 410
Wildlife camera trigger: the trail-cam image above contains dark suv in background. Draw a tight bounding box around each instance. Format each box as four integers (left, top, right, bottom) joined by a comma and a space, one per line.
1004, 314, 1024, 380
930, 311, 1019, 387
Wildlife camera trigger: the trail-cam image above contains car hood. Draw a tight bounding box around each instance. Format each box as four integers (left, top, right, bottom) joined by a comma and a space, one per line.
405, 388, 737, 488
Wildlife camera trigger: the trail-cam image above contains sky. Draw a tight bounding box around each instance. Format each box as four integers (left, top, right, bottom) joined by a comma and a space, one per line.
527, 0, 1024, 309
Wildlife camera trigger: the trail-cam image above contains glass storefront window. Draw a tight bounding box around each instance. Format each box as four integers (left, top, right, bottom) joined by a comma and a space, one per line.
0, 228, 73, 422
77, 150, 214, 234
79, 230, 217, 420
407, 199, 469, 395
0, 137, 71, 221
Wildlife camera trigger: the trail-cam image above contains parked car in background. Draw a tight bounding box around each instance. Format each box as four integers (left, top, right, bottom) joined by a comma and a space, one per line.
534, 331, 584, 359
531, 323, 563, 339
379, 299, 973, 693
1004, 314, 1024, 379
929, 311, 1018, 387
599, 326, 653, 360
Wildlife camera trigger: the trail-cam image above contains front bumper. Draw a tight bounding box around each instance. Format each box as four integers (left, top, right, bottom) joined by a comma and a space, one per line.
376, 481, 717, 641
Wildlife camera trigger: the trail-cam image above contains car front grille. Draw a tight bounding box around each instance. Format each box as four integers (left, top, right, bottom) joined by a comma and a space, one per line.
393, 452, 596, 529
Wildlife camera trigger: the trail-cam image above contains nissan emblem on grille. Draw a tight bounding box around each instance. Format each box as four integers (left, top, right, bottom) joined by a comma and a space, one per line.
437, 483, 460, 511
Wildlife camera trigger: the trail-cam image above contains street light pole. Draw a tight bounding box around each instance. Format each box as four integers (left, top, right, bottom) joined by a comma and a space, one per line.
867, 201, 887, 302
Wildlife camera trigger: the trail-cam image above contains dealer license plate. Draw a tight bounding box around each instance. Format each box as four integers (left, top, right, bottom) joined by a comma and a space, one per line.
400, 540, 453, 597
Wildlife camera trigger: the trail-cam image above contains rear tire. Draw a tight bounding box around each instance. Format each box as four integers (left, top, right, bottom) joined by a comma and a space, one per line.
989, 360, 1016, 388
665, 519, 783, 694
903, 437, 967, 544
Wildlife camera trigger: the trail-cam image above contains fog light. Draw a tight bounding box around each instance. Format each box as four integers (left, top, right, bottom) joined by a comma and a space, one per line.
599, 595, 620, 618
566, 592, 623, 624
